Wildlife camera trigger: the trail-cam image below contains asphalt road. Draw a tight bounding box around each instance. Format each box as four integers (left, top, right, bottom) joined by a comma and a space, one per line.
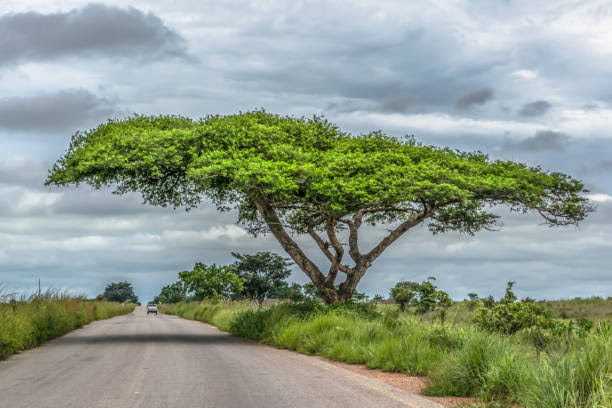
0, 307, 442, 408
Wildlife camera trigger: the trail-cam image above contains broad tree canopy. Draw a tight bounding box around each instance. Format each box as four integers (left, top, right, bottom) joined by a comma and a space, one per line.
47, 111, 593, 303
178, 263, 243, 301
102, 281, 139, 304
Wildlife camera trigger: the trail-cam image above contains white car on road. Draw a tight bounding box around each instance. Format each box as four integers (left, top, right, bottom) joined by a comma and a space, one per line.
146, 304, 158, 315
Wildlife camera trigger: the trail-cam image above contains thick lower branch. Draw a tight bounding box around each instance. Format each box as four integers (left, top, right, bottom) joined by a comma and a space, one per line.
308, 228, 335, 263
325, 265, 339, 286
251, 198, 327, 286
365, 209, 432, 263
345, 209, 364, 264
326, 219, 344, 262
309, 222, 350, 279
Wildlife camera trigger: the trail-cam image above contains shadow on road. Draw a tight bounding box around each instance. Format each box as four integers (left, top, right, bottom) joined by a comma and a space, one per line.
55, 333, 246, 345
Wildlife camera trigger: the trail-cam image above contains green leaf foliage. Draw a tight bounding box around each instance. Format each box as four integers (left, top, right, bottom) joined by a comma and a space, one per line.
267, 282, 307, 302
157, 281, 187, 304
178, 262, 244, 301
391, 279, 452, 314
390, 282, 416, 311
287, 283, 307, 302
46, 111, 592, 231
474, 282, 555, 335
232, 251, 292, 304
302, 282, 323, 300
102, 281, 139, 304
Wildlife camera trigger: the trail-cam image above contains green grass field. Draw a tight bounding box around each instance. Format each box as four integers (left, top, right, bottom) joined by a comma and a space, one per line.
163, 299, 612, 408
543, 297, 612, 322
0, 292, 135, 359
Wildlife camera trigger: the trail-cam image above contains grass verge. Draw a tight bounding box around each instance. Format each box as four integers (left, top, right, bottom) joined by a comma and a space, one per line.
0, 293, 135, 359
163, 300, 612, 408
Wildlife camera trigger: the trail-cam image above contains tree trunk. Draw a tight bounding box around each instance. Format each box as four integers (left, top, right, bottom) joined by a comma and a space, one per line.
249, 197, 425, 305
316, 272, 363, 304
312, 281, 339, 304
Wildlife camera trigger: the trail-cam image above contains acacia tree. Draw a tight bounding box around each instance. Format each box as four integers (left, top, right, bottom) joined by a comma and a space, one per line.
46, 111, 593, 304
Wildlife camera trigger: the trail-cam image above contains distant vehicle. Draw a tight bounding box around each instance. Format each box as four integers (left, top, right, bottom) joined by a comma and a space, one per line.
146, 304, 158, 315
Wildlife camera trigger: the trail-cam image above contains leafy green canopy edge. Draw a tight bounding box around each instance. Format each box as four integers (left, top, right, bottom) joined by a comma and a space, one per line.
46, 111, 594, 303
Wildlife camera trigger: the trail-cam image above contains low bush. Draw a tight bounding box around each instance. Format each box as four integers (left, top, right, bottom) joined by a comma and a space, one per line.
229, 309, 270, 340
474, 299, 555, 335
390, 279, 452, 316
473, 283, 599, 360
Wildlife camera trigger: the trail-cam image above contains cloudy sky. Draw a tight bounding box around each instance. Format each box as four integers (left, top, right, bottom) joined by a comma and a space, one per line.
1, 0, 611, 302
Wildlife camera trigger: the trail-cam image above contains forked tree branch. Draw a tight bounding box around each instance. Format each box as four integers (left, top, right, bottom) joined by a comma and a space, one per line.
344, 209, 364, 264
326, 218, 345, 263
308, 227, 335, 263
251, 197, 327, 286
365, 208, 434, 263
324, 218, 351, 283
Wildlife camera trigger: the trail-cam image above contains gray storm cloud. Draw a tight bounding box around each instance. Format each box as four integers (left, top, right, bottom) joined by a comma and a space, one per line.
0, 3, 189, 66
519, 100, 552, 117
503, 130, 569, 152
455, 88, 493, 109
0, 157, 47, 187
0, 89, 117, 133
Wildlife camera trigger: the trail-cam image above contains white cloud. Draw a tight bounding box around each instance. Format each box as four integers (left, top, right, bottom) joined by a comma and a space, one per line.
510, 69, 538, 80
588, 193, 612, 202
16, 191, 62, 211
337, 111, 545, 138
61, 235, 113, 251
161, 225, 248, 244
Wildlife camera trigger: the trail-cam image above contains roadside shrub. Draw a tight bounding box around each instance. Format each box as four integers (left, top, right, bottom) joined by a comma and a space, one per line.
229, 309, 270, 340
277, 299, 321, 317
474, 300, 555, 335
390, 279, 453, 316
474, 282, 555, 335
381, 307, 402, 329
325, 299, 380, 319
467, 293, 479, 311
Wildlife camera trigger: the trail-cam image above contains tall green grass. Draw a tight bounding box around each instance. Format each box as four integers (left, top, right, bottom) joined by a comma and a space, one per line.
164, 301, 612, 407
163, 300, 249, 331
0, 291, 135, 359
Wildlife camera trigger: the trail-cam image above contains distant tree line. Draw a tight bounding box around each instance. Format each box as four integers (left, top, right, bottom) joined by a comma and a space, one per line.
154, 251, 370, 305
